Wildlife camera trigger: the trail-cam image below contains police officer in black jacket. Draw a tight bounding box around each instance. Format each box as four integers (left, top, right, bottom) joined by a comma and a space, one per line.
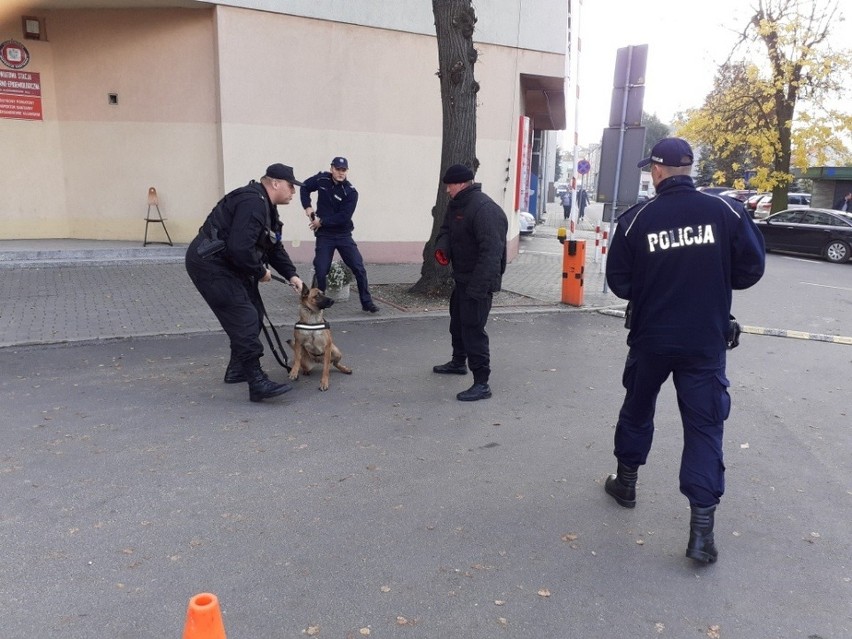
432, 164, 508, 402
186, 164, 305, 402
604, 138, 765, 563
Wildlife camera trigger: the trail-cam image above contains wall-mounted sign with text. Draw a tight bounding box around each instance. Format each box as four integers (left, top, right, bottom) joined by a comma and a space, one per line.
0, 69, 42, 121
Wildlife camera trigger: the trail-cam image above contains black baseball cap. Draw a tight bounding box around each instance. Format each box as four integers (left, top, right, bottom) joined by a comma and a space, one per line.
265, 163, 304, 186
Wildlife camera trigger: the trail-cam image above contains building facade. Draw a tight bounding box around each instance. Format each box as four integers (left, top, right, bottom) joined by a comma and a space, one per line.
1, 0, 567, 262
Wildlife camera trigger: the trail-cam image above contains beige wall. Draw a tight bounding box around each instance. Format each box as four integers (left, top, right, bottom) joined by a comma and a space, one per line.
1, 5, 565, 262
0, 13, 68, 236
213, 8, 446, 262
0, 8, 218, 241
213, 7, 564, 261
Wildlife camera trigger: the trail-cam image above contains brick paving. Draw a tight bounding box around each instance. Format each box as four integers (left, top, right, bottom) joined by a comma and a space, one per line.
0, 203, 622, 347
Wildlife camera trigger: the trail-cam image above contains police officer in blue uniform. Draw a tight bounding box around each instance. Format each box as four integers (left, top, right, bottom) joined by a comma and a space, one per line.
604, 138, 765, 563
300, 157, 378, 313
186, 163, 305, 402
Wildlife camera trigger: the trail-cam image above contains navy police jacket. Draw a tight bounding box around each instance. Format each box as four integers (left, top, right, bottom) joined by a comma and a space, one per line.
606, 175, 765, 356
299, 172, 358, 236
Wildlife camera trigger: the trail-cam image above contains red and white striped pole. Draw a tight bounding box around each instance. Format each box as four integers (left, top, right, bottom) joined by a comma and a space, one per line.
599, 228, 609, 273
594, 225, 601, 263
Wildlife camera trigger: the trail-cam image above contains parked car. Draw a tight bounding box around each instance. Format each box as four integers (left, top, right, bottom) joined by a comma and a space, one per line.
745, 192, 771, 216
755, 208, 852, 263
518, 210, 536, 236
719, 189, 757, 203
754, 192, 811, 219
696, 186, 732, 195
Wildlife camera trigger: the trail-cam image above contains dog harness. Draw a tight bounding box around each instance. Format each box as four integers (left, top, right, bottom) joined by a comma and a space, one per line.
294, 321, 330, 331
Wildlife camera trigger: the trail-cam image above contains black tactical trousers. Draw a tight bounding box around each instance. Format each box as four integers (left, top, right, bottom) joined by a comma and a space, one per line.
185, 236, 264, 366
448, 280, 494, 384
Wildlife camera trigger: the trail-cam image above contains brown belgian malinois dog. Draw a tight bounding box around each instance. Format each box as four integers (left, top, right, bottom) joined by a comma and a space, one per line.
288, 286, 352, 391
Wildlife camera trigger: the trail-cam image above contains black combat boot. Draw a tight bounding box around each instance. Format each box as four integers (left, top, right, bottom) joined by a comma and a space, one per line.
456, 382, 492, 401
685, 505, 718, 564
223, 357, 246, 384
244, 360, 292, 402
433, 360, 468, 375
604, 462, 638, 508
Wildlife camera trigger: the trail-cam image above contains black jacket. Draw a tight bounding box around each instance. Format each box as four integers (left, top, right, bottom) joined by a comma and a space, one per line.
833, 196, 852, 212
435, 184, 508, 298
197, 181, 297, 281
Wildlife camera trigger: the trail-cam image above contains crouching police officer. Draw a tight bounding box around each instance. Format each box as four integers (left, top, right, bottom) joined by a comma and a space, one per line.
186, 164, 305, 402
604, 138, 765, 563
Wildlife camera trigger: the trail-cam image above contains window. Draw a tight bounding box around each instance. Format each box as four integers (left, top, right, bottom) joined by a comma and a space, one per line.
800, 212, 827, 225
772, 211, 804, 223
828, 214, 852, 228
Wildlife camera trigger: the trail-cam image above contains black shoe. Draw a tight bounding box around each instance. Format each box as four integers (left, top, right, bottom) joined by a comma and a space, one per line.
245, 360, 292, 402
362, 302, 379, 313
223, 359, 246, 384
433, 361, 468, 375
249, 377, 292, 402
457, 383, 492, 401
686, 505, 718, 564
604, 462, 638, 508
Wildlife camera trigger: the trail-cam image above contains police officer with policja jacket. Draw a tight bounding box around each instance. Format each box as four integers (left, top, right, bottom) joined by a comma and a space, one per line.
185, 163, 305, 403
604, 138, 765, 564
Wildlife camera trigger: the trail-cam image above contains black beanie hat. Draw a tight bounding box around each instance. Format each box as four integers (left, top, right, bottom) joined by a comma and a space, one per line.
442, 164, 475, 184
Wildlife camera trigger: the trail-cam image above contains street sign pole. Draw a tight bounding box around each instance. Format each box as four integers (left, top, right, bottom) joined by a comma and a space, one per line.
601, 44, 647, 294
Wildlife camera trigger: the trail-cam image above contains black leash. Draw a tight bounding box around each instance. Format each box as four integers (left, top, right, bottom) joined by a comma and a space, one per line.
258, 273, 292, 372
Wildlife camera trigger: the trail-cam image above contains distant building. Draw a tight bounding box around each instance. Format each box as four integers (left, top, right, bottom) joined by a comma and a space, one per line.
801, 166, 852, 209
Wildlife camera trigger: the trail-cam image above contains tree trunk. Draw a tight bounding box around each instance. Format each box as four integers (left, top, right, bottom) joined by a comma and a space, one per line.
410, 0, 479, 296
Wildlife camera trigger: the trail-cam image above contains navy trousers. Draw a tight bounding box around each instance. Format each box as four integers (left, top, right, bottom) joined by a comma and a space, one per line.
613, 348, 731, 508
313, 233, 373, 306
448, 281, 493, 384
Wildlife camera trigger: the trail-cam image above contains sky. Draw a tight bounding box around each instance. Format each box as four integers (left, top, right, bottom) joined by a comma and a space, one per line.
572, 0, 750, 147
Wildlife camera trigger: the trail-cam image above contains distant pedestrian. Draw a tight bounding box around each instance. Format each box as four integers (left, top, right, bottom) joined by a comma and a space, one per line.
604, 138, 765, 564
561, 190, 573, 219
577, 188, 590, 220
432, 164, 508, 402
185, 163, 305, 403
833, 192, 852, 213
300, 156, 379, 313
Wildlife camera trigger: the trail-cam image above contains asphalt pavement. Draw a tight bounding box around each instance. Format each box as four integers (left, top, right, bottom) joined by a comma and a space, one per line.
1, 202, 849, 638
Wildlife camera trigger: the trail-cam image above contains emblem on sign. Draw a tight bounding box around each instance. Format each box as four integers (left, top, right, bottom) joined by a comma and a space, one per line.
0, 40, 30, 70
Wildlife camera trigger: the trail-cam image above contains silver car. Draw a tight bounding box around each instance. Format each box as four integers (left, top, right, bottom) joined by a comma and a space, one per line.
518, 210, 536, 236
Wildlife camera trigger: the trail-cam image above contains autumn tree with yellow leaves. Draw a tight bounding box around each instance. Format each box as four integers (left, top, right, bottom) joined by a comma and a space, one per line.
678, 0, 852, 214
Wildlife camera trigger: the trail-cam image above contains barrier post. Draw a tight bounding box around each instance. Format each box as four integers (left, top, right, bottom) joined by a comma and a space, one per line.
594, 225, 601, 263
561, 239, 586, 307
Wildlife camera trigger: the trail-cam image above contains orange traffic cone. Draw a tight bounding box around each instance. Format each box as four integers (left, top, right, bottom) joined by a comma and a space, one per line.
183, 592, 226, 639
